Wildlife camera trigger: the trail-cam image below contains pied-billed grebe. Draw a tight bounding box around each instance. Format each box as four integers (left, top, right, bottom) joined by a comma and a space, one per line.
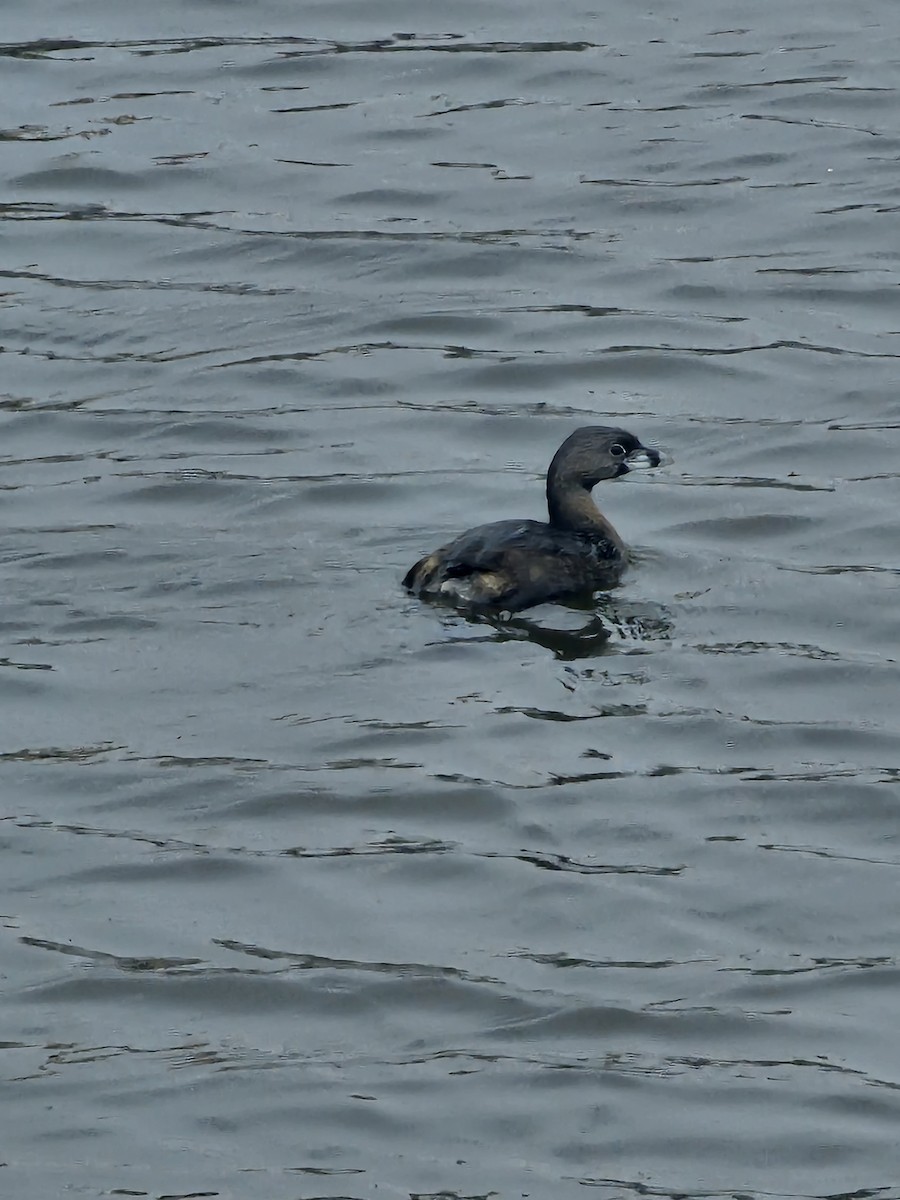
403, 426, 662, 613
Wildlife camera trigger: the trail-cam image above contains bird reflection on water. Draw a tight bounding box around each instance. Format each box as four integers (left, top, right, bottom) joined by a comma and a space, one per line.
433, 594, 672, 662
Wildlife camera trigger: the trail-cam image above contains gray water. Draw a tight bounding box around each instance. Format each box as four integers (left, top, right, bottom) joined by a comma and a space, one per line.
3, 3, 900, 1197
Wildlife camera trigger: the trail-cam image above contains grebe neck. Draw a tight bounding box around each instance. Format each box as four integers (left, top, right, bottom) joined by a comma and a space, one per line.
546, 474, 624, 549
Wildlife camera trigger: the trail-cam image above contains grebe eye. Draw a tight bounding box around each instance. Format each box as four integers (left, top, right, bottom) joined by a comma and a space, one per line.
610, 443, 626, 458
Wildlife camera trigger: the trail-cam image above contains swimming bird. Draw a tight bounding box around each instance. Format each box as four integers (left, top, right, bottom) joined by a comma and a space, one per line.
403, 426, 662, 614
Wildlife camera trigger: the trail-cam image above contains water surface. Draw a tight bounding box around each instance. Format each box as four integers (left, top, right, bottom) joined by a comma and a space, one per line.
3, 2, 900, 1197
